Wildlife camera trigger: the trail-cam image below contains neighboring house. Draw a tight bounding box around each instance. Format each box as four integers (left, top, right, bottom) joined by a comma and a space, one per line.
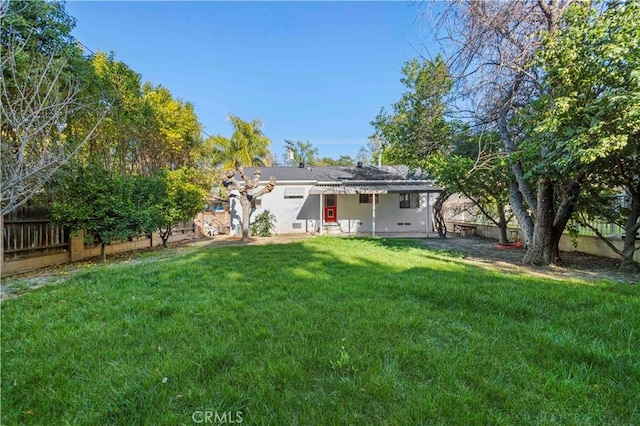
229, 164, 441, 236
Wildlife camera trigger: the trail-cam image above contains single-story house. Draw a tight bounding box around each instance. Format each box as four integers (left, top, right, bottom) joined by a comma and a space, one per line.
229, 164, 442, 236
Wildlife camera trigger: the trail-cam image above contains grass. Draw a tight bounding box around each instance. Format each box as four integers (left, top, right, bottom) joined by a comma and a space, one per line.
1, 237, 639, 425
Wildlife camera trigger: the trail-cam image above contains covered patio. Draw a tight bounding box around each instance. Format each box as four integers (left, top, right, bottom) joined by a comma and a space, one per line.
309, 181, 441, 237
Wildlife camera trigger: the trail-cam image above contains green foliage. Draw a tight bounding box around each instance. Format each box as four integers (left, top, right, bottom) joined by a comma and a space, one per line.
1, 0, 78, 57
141, 83, 203, 173
250, 209, 277, 237
209, 115, 273, 170
529, 0, 639, 174
371, 55, 453, 169
528, 0, 640, 265
316, 155, 354, 166
291, 140, 319, 166
50, 164, 145, 247
142, 167, 209, 246
76, 52, 144, 173
428, 129, 510, 205
73, 57, 203, 176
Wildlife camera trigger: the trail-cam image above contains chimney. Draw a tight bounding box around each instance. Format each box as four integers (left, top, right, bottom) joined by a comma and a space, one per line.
356, 161, 363, 167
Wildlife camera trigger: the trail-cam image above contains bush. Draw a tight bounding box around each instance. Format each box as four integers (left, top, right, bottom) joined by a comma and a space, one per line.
250, 210, 277, 237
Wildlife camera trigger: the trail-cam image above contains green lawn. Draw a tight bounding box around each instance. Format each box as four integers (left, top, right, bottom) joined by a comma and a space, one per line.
2, 237, 639, 425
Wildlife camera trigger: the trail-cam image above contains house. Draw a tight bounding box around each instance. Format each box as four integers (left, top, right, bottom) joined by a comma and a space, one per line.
229, 164, 442, 236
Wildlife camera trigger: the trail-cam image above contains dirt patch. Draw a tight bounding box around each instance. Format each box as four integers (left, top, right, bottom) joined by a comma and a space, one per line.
420, 235, 638, 284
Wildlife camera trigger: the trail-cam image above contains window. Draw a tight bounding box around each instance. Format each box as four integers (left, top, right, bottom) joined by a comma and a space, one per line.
399, 193, 419, 209
359, 194, 379, 204
284, 187, 305, 199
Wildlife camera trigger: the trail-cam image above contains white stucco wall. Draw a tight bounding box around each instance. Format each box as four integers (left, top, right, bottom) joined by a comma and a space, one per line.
233, 184, 436, 236
337, 193, 433, 234
249, 184, 319, 235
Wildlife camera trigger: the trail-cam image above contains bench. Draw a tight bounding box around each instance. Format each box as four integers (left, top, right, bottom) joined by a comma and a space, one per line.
452, 223, 477, 236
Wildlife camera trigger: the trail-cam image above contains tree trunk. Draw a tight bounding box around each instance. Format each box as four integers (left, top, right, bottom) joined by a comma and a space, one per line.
240, 195, 252, 242
620, 193, 640, 272
433, 190, 450, 238
160, 228, 171, 248
509, 181, 534, 247
100, 242, 107, 263
496, 203, 509, 244
522, 178, 555, 266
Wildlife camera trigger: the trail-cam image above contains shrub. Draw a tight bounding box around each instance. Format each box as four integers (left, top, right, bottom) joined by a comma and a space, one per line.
250, 210, 277, 237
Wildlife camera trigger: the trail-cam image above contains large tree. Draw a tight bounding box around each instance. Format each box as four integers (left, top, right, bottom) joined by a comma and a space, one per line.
532, 1, 640, 270
371, 55, 454, 236
434, 0, 576, 265
287, 140, 319, 166
76, 51, 145, 175
371, 55, 453, 170
0, 0, 109, 215
210, 114, 273, 170
139, 83, 202, 174
212, 115, 276, 241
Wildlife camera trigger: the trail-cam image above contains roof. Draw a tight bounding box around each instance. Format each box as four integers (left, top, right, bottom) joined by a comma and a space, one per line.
233, 165, 441, 194
308, 182, 441, 194
239, 165, 435, 184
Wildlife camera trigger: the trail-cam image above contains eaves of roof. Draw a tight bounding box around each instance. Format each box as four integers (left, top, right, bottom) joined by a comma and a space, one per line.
308, 182, 441, 194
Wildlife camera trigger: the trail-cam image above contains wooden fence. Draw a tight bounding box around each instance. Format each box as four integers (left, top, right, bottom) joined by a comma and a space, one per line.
2, 207, 69, 260
1, 207, 198, 276
444, 196, 630, 239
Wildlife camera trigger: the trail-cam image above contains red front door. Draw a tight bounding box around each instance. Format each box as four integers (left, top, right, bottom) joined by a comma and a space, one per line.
324, 194, 337, 222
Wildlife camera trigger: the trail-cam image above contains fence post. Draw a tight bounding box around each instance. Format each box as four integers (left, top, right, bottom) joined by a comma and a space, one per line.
70, 231, 85, 262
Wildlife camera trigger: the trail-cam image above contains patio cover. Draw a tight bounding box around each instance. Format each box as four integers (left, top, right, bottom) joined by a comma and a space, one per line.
308, 182, 440, 195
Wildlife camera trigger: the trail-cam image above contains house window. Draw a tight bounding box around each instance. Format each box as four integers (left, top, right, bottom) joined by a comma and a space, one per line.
251, 198, 262, 209
399, 193, 419, 209
284, 187, 305, 199
359, 194, 379, 204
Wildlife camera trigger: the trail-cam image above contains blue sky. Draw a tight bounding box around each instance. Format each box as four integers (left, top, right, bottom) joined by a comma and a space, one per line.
65, 1, 438, 162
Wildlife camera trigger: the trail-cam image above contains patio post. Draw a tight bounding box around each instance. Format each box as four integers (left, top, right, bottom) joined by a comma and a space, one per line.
426, 193, 431, 237
319, 193, 323, 236
372, 194, 376, 237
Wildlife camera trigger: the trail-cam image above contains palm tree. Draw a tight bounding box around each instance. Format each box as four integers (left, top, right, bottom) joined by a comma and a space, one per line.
211, 115, 276, 241
210, 115, 273, 170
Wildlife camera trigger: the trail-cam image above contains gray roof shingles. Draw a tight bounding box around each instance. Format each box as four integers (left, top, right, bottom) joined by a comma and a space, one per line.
235, 165, 442, 194
239, 165, 424, 183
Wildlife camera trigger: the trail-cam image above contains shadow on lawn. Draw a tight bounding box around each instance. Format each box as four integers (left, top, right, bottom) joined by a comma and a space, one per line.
3, 237, 639, 425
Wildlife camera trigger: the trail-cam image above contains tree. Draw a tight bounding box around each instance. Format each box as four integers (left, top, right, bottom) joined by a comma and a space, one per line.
0, 1, 109, 215
212, 115, 276, 241
222, 167, 276, 242
144, 167, 209, 248
355, 147, 372, 166
287, 140, 319, 166
372, 55, 453, 170
75, 51, 145, 175
532, 1, 640, 270
139, 83, 203, 174
317, 155, 354, 166
371, 55, 454, 237
50, 164, 143, 262
427, 129, 513, 244
1, 0, 77, 58
210, 114, 273, 170
433, 0, 578, 265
